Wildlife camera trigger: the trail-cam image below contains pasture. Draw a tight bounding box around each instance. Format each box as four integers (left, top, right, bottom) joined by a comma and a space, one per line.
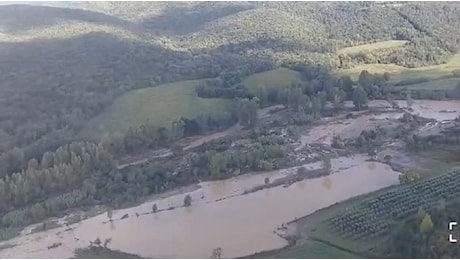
81, 79, 231, 138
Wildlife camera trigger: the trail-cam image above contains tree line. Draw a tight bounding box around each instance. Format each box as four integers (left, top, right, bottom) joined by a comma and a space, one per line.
195, 60, 275, 99
0, 141, 113, 239
384, 205, 460, 258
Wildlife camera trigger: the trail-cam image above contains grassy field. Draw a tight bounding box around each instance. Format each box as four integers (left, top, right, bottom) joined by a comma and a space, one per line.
82, 68, 301, 139
336, 53, 460, 84
411, 145, 460, 178
243, 68, 303, 92
81, 79, 231, 138
270, 240, 361, 259
399, 77, 460, 90
337, 40, 407, 55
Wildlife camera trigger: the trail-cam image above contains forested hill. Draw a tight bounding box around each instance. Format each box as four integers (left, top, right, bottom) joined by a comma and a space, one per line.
77, 1, 460, 68
1, 1, 460, 174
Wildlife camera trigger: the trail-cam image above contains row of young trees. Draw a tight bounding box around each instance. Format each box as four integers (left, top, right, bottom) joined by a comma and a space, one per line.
0, 142, 113, 213
0, 141, 114, 235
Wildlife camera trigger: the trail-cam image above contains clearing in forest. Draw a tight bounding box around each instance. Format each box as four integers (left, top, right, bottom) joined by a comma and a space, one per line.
400, 77, 460, 90
243, 68, 303, 92
81, 79, 231, 138
336, 52, 460, 84
337, 40, 407, 55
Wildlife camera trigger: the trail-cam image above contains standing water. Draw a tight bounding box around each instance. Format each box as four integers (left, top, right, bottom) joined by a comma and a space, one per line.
0, 155, 400, 259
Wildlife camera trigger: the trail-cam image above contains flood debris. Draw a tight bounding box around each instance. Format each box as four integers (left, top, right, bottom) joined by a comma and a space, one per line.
47, 242, 62, 250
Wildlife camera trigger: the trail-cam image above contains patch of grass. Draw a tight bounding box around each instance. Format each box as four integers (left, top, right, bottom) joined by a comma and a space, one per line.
243, 68, 302, 92
272, 240, 361, 259
336, 53, 460, 84
399, 77, 460, 90
81, 79, 231, 139
412, 145, 460, 178
337, 40, 407, 55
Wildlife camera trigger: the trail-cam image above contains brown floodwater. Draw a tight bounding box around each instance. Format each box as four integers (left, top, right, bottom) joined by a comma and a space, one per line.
367, 99, 460, 121
0, 155, 399, 259
297, 100, 460, 149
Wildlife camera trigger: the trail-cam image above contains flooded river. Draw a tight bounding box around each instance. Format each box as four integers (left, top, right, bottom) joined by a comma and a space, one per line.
0, 155, 399, 259
2, 99, 457, 259
297, 99, 460, 148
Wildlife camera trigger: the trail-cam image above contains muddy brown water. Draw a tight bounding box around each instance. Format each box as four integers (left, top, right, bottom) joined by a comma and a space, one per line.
297, 100, 460, 149
0, 155, 399, 259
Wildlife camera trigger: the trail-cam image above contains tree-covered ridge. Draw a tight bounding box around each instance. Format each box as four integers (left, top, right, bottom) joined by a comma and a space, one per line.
0, 31, 273, 162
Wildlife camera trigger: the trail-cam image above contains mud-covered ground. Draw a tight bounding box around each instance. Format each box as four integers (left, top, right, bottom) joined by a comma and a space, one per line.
1, 100, 459, 259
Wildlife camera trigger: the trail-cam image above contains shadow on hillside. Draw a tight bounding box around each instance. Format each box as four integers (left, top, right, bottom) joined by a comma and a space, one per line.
0, 31, 259, 158
0, 33, 201, 156
139, 2, 254, 35
0, 4, 133, 32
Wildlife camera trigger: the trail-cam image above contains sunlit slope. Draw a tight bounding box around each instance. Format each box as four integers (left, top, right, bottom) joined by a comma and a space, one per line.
81, 80, 232, 138
336, 53, 460, 84
243, 68, 303, 92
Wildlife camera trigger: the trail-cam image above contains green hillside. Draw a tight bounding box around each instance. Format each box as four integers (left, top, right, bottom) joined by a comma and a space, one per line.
81, 80, 231, 138
401, 77, 460, 90
243, 68, 303, 92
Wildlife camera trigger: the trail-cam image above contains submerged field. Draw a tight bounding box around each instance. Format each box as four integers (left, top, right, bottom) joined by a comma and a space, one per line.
81, 79, 231, 138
